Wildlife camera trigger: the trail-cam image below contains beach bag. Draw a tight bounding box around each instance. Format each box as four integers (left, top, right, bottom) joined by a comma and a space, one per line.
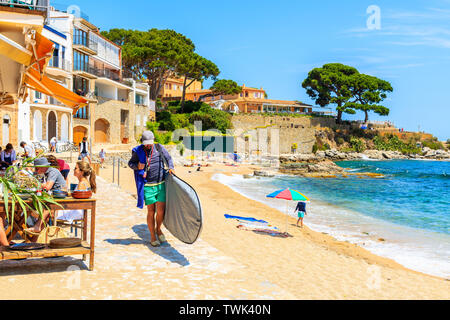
36, 226, 68, 244
164, 174, 203, 244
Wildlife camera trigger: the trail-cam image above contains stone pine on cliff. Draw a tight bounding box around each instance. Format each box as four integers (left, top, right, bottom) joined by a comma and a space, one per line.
302, 63, 392, 123
347, 73, 393, 123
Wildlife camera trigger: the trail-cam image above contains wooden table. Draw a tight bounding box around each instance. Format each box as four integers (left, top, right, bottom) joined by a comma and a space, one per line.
0, 198, 97, 271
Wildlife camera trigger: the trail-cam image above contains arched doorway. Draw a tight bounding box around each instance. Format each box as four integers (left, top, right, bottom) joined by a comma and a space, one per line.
73, 126, 87, 146
95, 119, 110, 143
48, 111, 57, 143
61, 114, 69, 142
2, 115, 10, 146
33, 110, 42, 141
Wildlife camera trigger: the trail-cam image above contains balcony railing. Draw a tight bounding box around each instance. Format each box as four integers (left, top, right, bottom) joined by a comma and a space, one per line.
253, 110, 311, 115
73, 63, 122, 83
48, 96, 64, 106
73, 63, 97, 76
48, 57, 71, 71
93, 68, 120, 82
0, 0, 49, 12
73, 35, 98, 53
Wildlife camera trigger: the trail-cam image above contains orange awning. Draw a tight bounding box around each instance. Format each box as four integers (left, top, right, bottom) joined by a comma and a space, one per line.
20, 31, 87, 113
30, 31, 55, 73
24, 68, 88, 113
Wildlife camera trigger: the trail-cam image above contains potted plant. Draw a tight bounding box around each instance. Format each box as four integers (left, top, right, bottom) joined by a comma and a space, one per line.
1, 156, 62, 236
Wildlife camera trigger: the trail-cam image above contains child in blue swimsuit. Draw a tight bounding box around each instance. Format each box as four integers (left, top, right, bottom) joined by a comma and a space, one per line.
295, 202, 307, 228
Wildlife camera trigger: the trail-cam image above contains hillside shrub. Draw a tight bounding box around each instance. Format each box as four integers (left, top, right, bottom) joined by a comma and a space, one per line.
189, 104, 232, 134
350, 137, 366, 153
374, 134, 421, 155
422, 138, 445, 150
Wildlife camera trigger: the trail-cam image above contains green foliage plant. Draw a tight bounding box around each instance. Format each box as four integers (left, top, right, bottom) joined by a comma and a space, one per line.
350, 137, 366, 153
1, 156, 63, 235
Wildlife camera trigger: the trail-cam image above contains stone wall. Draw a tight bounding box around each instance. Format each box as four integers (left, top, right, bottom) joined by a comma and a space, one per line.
231, 115, 337, 154
95, 100, 151, 145
94, 100, 122, 144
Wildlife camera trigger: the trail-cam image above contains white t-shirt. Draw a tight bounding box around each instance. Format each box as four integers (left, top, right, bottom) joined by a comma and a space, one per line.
24, 145, 36, 158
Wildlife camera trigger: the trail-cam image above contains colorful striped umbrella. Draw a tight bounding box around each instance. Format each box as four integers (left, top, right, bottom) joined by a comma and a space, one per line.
267, 189, 310, 202
266, 189, 310, 234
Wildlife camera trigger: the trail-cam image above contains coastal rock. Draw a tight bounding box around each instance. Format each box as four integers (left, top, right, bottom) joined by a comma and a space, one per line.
363, 150, 384, 160
306, 161, 345, 174
382, 152, 392, 160
254, 171, 276, 178
316, 151, 326, 159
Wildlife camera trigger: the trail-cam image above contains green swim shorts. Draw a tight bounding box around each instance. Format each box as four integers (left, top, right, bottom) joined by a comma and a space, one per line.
144, 182, 166, 205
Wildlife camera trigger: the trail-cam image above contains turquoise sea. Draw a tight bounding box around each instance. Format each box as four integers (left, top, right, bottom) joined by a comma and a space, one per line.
213, 160, 450, 278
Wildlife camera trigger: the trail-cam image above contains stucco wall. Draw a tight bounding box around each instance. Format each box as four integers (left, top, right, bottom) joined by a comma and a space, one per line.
29, 107, 72, 143
0, 104, 19, 147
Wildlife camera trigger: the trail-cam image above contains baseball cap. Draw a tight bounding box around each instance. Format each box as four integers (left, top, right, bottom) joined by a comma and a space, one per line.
141, 131, 155, 145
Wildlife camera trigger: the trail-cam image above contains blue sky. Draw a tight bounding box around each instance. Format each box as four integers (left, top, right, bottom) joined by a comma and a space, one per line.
57, 0, 450, 140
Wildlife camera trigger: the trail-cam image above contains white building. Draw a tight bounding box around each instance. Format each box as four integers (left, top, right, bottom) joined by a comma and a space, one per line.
17, 2, 155, 147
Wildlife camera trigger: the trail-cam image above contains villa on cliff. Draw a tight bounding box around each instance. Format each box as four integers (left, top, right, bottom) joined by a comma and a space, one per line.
162, 80, 314, 115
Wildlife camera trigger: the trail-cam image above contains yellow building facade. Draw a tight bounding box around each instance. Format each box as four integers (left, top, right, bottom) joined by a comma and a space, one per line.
160, 77, 203, 98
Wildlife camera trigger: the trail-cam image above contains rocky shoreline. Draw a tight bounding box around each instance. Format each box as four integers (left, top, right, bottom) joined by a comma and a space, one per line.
281, 147, 450, 163
274, 148, 449, 178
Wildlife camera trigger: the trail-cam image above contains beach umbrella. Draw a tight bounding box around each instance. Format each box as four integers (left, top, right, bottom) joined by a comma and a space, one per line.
266, 189, 310, 234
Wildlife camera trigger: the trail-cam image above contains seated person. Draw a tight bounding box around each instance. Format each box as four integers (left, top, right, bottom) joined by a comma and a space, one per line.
0, 217, 10, 247
0, 144, 17, 170
73, 161, 97, 192
56, 161, 97, 223
46, 155, 71, 186
25, 158, 67, 235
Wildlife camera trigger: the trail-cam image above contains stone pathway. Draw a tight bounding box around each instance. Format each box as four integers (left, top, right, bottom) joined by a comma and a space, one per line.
0, 177, 295, 300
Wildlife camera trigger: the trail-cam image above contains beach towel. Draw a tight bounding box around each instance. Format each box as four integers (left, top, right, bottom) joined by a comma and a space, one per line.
164, 174, 203, 245
237, 225, 288, 238
224, 215, 268, 224
238, 222, 279, 231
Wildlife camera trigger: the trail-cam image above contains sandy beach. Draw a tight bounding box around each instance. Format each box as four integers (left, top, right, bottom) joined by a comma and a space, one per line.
96, 161, 450, 299
1, 160, 449, 300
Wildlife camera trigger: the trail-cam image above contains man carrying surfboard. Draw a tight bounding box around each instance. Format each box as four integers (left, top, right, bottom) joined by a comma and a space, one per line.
129, 131, 175, 247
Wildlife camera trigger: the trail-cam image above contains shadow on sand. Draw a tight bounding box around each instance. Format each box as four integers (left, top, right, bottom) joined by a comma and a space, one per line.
0, 257, 88, 276
104, 224, 190, 267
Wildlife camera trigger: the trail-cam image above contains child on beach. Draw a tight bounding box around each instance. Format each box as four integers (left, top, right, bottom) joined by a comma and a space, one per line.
295, 202, 307, 228
99, 149, 106, 167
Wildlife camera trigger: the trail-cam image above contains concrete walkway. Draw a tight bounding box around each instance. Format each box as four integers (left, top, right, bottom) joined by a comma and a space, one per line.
0, 177, 295, 300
